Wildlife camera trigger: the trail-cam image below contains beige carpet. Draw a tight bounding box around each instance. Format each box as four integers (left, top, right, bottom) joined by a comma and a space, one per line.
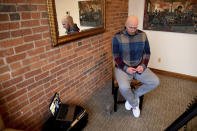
82, 74, 197, 131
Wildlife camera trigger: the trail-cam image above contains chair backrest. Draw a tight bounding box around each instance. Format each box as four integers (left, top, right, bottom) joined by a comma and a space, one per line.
0, 115, 5, 130
112, 60, 120, 87
112, 60, 115, 76
112, 60, 116, 80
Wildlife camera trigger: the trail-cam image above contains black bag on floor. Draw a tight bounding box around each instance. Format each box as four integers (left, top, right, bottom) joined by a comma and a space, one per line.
42, 93, 88, 131
42, 106, 88, 131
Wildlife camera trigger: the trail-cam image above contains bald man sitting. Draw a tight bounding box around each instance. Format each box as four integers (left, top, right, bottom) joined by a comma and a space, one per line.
61, 15, 80, 34
112, 15, 159, 118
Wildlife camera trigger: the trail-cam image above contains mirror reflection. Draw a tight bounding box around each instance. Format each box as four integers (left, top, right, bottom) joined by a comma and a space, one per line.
61, 15, 80, 35
46, 0, 105, 46
55, 0, 103, 36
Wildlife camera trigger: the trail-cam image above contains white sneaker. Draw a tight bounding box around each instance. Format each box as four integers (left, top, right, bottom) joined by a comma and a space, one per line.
125, 101, 132, 110
125, 98, 140, 111
132, 106, 140, 118
132, 98, 140, 118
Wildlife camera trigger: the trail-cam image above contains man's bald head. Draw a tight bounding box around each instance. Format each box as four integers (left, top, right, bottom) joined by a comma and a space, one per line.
61, 15, 74, 29
125, 15, 138, 35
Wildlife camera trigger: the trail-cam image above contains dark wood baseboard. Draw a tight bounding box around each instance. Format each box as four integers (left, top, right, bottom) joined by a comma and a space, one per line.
150, 68, 197, 82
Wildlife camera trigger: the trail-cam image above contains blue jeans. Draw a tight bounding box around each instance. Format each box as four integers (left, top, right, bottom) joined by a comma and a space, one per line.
115, 67, 159, 107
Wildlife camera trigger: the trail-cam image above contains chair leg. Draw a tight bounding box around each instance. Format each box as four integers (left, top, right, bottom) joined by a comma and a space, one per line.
113, 86, 118, 112
139, 95, 144, 110
112, 78, 114, 95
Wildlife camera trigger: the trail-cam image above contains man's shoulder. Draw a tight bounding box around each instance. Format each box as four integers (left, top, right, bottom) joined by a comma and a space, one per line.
113, 30, 126, 43
114, 30, 124, 36
137, 29, 146, 34
136, 30, 147, 38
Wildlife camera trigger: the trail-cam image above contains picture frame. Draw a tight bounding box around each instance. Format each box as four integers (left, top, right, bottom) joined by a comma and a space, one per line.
46, 0, 106, 46
143, 0, 197, 34
79, 1, 102, 27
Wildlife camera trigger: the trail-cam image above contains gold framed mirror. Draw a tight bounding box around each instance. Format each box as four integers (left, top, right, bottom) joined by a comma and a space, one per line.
47, 0, 106, 46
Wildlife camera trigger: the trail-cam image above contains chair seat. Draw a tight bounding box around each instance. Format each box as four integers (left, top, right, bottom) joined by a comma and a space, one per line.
113, 79, 142, 88
113, 80, 118, 87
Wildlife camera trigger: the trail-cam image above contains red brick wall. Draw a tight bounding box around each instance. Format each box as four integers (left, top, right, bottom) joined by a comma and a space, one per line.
0, 0, 128, 130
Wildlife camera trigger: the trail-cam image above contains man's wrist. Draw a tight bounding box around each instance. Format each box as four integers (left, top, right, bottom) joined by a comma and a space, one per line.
123, 65, 128, 72
140, 64, 146, 70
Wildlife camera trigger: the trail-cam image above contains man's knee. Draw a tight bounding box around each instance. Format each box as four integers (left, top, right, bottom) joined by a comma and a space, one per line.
152, 77, 160, 89
118, 82, 131, 91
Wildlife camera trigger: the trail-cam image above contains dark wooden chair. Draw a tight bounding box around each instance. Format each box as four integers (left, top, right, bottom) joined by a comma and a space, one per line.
112, 62, 144, 112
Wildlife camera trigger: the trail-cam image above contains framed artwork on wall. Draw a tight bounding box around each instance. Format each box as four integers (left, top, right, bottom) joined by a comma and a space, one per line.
143, 0, 197, 34
78, 0, 102, 27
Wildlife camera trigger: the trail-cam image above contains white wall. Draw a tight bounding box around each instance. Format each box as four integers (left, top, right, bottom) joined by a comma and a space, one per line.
129, 0, 197, 77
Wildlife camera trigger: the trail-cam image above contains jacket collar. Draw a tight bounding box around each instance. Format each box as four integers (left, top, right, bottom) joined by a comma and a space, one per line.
123, 28, 139, 36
